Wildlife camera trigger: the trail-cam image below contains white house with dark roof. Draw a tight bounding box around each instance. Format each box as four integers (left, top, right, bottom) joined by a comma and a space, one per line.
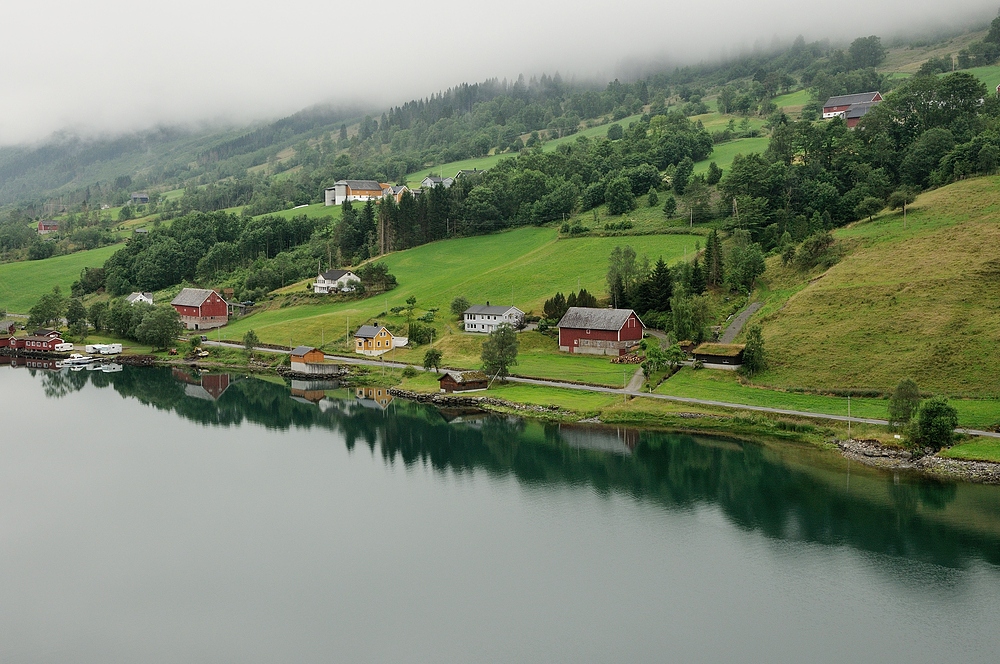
314, 269, 361, 294
126, 292, 154, 306
420, 176, 454, 189
463, 304, 524, 333
324, 180, 390, 206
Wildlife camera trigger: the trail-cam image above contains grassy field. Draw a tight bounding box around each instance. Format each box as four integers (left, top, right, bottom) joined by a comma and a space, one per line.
0, 244, 122, 314
941, 439, 1000, 463
224, 226, 699, 385
772, 89, 812, 117
656, 367, 1000, 430
964, 64, 1000, 92
750, 175, 1000, 396
694, 137, 770, 174
255, 202, 342, 221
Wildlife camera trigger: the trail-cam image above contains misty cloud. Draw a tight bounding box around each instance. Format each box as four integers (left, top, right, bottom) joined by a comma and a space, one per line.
0, 0, 994, 144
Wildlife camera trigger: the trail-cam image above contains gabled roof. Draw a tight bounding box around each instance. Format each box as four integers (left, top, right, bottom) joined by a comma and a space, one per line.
390, 185, 408, 195
355, 324, 390, 338
33, 328, 59, 337
692, 343, 745, 357
464, 304, 522, 316
557, 307, 642, 331
823, 92, 880, 108
439, 370, 489, 384
336, 179, 383, 191
320, 269, 353, 281
170, 288, 217, 307
126, 292, 153, 303
846, 102, 877, 119
291, 345, 317, 358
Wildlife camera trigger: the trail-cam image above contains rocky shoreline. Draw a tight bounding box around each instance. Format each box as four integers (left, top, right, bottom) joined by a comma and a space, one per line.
388, 388, 564, 416
837, 438, 1000, 484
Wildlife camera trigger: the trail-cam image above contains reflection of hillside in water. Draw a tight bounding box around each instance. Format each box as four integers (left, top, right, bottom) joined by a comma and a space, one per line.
28, 365, 1000, 570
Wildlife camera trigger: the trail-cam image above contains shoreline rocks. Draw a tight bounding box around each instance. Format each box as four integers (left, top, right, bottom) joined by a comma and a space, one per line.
837, 438, 1000, 484
388, 388, 562, 415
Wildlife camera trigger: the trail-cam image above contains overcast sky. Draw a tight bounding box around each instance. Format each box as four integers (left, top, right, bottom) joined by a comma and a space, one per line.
0, 0, 994, 145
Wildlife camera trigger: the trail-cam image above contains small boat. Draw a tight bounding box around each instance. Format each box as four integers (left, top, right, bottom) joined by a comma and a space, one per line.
62, 353, 95, 366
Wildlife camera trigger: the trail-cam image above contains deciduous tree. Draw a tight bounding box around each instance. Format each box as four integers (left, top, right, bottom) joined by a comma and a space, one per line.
481, 324, 519, 380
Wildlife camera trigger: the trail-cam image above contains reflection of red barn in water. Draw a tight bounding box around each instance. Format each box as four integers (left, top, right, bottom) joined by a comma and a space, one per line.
171, 369, 231, 400
0, 356, 60, 370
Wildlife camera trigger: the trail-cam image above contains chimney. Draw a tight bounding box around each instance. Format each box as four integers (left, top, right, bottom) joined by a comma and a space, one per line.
486, 300, 490, 306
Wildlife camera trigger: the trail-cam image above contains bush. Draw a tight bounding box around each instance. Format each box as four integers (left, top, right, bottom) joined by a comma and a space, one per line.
450, 296, 470, 318
913, 397, 959, 451
407, 321, 433, 345
401, 366, 418, 378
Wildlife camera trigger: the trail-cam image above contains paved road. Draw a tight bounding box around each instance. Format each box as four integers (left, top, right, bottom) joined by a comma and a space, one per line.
720, 302, 763, 343
203, 340, 1000, 439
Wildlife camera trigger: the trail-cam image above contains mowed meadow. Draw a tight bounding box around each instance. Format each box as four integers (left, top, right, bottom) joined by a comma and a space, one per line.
225, 226, 698, 384
0, 243, 121, 314
751, 176, 1000, 396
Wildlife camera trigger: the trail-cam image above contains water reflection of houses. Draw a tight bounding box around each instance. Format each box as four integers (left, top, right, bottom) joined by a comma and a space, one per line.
171, 369, 231, 401
290, 379, 340, 405
354, 386, 393, 410
558, 424, 638, 456
0, 356, 60, 371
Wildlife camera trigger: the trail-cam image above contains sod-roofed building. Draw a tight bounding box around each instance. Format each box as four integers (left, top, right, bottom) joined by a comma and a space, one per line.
556, 307, 644, 356
438, 370, 489, 393
691, 343, 745, 366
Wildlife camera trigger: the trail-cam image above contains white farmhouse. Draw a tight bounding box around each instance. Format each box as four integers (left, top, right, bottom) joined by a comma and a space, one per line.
420, 176, 454, 189
324, 180, 388, 206
314, 269, 361, 294
463, 304, 524, 333
126, 292, 154, 305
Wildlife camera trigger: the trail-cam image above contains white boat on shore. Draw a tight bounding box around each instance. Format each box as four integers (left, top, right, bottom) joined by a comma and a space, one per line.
62, 354, 95, 366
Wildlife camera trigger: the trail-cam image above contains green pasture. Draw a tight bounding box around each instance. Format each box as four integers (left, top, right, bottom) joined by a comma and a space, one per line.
223, 226, 699, 384
0, 244, 122, 314
657, 367, 1000, 430
694, 137, 770, 175
772, 89, 812, 110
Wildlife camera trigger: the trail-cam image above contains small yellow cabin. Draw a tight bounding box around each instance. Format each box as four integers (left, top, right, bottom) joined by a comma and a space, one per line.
354, 324, 403, 356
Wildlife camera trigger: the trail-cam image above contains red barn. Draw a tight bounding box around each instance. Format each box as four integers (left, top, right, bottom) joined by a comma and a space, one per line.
18, 335, 65, 351
557, 307, 644, 356
170, 288, 228, 330
822, 92, 882, 119
37, 220, 59, 234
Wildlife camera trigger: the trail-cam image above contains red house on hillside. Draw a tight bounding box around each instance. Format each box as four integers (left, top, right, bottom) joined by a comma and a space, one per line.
557, 307, 644, 356
37, 220, 59, 234
170, 288, 228, 330
822, 92, 882, 120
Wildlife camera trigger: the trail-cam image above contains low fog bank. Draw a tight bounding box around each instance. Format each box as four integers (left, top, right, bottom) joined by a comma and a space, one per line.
1, 0, 995, 145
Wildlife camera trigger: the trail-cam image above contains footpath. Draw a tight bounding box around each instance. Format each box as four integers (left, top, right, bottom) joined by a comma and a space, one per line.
203, 340, 1000, 439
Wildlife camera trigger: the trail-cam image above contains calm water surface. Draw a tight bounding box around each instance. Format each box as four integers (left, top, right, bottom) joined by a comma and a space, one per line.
1, 363, 999, 663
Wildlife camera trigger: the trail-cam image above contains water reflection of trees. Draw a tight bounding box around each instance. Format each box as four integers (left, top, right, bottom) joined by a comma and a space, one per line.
34, 366, 1000, 569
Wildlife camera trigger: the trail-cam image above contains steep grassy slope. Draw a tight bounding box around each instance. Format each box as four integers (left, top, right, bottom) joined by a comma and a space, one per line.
752, 176, 1000, 395
0, 243, 122, 313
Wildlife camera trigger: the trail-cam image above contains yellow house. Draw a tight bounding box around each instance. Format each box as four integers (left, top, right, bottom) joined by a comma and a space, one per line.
354, 324, 406, 356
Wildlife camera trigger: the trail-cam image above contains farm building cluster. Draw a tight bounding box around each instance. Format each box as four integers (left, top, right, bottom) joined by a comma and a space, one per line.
322, 169, 486, 207
822, 91, 882, 128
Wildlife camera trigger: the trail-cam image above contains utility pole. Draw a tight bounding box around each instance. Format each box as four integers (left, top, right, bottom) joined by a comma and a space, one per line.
848, 395, 852, 440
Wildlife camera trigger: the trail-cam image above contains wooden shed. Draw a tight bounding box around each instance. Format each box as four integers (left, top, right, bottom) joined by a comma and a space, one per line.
692, 343, 745, 366
290, 346, 338, 375
438, 371, 489, 393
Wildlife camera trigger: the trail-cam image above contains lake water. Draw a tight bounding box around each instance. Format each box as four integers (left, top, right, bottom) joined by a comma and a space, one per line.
1, 363, 999, 662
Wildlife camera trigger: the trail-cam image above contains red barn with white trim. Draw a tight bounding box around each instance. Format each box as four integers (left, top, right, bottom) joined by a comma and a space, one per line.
557, 307, 644, 356
170, 288, 228, 330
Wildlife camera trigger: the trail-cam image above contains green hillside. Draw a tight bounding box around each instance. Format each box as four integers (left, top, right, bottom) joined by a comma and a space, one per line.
224, 226, 699, 385
0, 243, 121, 313
751, 176, 1000, 395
